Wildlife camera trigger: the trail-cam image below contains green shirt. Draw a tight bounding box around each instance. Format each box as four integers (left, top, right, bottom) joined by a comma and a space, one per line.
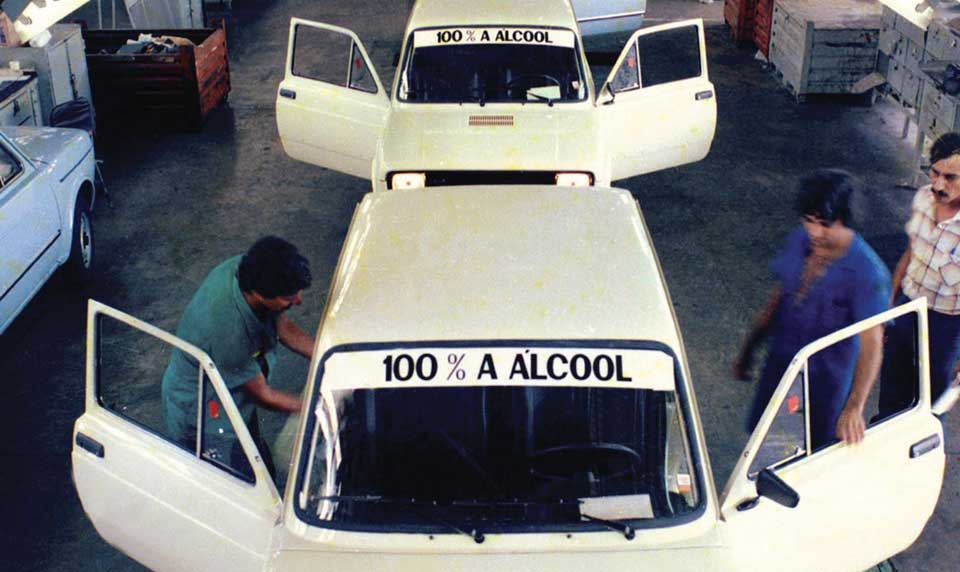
161, 255, 278, 454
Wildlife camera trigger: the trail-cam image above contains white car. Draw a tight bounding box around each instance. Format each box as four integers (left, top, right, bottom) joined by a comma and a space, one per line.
75, 186, 943, 572
0, 126, 97, 335
275, 0, 715, 191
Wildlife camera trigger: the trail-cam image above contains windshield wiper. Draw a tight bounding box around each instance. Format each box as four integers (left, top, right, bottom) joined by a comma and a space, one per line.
315, 495, 485, 544
581, 513, 635, 540
459, 88, 486, 107
525, 92, 556, 107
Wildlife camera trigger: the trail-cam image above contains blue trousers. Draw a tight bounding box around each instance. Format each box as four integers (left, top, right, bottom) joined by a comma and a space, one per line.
878, 294, 960, 418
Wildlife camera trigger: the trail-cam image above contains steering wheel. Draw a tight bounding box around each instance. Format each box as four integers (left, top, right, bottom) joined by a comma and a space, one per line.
529, 442, 643, 482
505, 74, 562, 98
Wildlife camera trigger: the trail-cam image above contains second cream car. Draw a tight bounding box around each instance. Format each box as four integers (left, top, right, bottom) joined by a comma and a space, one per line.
275, 0, 716, 191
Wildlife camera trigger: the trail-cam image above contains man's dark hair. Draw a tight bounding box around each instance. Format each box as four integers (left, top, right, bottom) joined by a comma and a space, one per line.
794, 168, 861, 227
238, 236, 312, 298
930, 132, 960, 164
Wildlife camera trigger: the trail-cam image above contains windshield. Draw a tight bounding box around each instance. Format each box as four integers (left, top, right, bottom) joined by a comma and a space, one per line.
397, 27, 587, 104
295, 345, 700, 534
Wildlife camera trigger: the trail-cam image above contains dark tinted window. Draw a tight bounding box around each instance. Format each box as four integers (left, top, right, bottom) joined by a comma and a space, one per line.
638, 25, 701, 88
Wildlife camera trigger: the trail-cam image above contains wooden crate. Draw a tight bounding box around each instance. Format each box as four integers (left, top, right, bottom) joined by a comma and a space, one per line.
725, 0, 757, 46
755, 0, 774, 57
768, 0, 881, 100
83, 27, 230, 131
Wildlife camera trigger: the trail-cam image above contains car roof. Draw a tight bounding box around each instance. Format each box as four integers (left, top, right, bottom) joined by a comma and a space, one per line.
406, 0, 578, 31
317, 186, 683, 351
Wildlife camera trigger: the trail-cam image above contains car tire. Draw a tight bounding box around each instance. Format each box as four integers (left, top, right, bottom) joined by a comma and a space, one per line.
64, 194, 94, 285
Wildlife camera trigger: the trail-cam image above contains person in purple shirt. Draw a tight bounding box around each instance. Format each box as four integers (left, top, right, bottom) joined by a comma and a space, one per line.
733, 169, 890, 449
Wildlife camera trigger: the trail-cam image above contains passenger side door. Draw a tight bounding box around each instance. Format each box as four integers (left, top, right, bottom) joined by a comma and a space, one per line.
72, 301, 281, 572
720, 299, 944, 571
0, 136, 60, 333
276, 18, 389, 179
597, 19, 716, 180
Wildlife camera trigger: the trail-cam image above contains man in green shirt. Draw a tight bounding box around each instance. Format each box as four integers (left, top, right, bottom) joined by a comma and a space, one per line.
161, 236, 315, 478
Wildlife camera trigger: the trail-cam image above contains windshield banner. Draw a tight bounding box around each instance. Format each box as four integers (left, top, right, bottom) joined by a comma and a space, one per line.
321, 346, 674, 391
414, 27, 576, 49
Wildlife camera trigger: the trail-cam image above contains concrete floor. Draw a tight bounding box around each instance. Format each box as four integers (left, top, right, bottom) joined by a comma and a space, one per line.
1, 0, 957, 570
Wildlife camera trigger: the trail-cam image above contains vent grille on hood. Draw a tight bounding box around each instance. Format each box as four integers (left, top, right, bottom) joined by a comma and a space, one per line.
469, 115, 514, 127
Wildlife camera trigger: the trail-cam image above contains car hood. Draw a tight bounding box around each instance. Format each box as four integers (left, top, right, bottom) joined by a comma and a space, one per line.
0, 126, 93, 178
377, 103, 601, 179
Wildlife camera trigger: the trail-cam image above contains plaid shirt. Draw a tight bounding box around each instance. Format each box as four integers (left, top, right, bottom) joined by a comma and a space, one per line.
902, 185, 960, 314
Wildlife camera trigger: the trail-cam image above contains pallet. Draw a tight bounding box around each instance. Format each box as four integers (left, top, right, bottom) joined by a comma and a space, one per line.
725, 0, 757, 46
767, 0, 881, 100
754, 0, 774, 57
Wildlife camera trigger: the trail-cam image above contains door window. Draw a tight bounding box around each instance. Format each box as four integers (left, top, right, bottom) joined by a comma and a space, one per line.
349, 43, 377, 93
0, 143, 22, 186
609, 42, 639, 93
748, 312, 921, 475
293, 23, 377, 94
95, 313, 256, 482
749, 371, 807, 476
636, 24, 701, 88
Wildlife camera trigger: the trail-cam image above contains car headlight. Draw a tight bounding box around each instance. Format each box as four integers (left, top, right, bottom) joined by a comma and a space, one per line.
555, 173, 593, 187
391, 173, 426, 189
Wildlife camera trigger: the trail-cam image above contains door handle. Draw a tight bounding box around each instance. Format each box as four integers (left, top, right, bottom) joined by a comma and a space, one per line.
76, 432, 105, 458
279, 88, 297, 100
695, 90, 713, 101
909, 434, 941, 458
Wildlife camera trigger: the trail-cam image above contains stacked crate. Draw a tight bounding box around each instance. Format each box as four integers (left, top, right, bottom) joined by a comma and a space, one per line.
754, 0, 774, 58
877, 4, 926, 109
918, 17, 960, 140
725, 0, 757, 45
767, 0, 881, 101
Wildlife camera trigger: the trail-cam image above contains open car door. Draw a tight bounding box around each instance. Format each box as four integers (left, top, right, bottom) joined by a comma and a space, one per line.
719, 299, 944, 571
72, 301, 281, 572
597, 19, 715, 180
276, 18, 389, 179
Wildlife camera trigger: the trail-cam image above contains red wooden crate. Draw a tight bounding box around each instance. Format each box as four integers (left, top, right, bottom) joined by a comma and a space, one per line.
754, 0, 774, 57
725, 0, 757, 45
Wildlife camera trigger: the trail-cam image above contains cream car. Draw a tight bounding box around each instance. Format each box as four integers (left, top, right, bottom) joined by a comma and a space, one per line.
75, 186, 944, 572
275, 0, 715, 191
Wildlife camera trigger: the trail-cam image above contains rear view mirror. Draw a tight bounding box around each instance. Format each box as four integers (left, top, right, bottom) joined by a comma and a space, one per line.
756, 468, 800, 508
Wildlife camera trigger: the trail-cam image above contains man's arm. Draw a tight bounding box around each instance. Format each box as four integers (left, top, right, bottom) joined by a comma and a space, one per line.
241, 372, 302, 413
890, 246, 911, 304
836, 324, 884, 444
278, 314, 315, 359
732, 284, 782, 380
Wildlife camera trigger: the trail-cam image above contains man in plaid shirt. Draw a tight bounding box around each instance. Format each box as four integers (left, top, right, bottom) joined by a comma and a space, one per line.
880, 133, 960, 418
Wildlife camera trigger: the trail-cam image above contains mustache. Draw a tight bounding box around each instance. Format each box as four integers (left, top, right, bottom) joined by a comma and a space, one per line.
932, 188, 950, 199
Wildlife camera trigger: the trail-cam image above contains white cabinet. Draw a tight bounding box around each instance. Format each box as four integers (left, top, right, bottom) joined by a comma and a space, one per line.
0, 24, 93, 126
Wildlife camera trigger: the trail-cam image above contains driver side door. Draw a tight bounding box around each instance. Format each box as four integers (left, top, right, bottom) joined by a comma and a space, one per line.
597, 19, 716, 180
72, 301, 282, 572
276, 19, 389, 179
720, 299, 944, 571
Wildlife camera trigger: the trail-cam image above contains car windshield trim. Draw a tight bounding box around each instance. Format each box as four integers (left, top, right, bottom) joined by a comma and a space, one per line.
395, 25, 588, 105
293, 339, 708, 534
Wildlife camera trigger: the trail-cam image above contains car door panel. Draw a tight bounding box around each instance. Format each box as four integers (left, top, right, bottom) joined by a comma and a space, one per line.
276, 19, 389, 180
720, 299, 944, 571
72, 301, 280, 572
0, 138, 60, 333
598, 19, 715, 180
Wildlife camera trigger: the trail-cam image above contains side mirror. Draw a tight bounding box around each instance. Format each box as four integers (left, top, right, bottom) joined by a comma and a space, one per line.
599, 82, 616, 106
756, 468, 800, 508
